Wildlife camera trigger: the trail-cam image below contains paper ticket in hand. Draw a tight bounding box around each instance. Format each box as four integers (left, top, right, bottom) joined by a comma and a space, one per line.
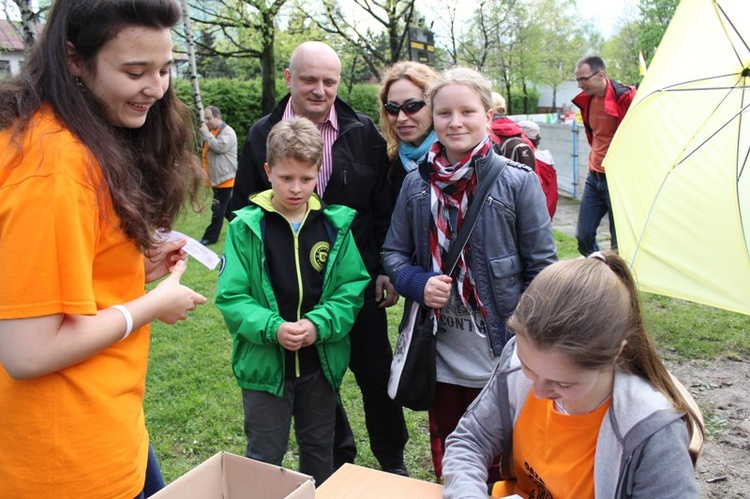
157, 230, 220, 270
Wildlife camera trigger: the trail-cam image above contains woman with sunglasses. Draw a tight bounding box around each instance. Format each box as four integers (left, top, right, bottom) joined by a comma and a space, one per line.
378, 61, 439, 191
382, 67, 557, 483
379, 61, 449, 478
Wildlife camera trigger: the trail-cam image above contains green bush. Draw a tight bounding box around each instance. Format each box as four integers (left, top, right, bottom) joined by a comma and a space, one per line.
174, 78, 264, 138
507, 87, 540, 115
344, 83, 381, 125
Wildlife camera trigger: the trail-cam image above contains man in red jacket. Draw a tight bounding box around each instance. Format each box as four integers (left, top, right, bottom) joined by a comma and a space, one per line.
572, 56, 635, 255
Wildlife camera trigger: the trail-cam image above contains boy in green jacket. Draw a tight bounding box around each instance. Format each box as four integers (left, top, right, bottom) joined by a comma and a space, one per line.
216, 118, 370, 485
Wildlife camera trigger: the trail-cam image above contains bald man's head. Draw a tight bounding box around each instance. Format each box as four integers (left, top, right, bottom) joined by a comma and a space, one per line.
284, 42, 341, 123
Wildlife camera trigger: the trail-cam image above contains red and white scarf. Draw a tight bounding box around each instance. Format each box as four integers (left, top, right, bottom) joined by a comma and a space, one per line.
426, 137, 492, 319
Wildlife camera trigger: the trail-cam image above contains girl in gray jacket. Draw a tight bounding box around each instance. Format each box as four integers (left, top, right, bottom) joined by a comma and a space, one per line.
382, 67, 556, 482
442, 252, 702, 498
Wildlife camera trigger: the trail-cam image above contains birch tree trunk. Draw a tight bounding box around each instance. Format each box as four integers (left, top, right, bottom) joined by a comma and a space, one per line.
12, 0, 37, 50
179, 0, 204, 122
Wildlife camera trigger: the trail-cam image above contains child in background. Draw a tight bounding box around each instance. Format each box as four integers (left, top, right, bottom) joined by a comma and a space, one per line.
442, 252, 701, 498
517, 120, 559, 219
215, 117, 370, 485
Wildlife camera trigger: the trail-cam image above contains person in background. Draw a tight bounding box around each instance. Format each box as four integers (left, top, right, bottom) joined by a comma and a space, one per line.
199, 105, 237, 246
216, 118, 370, 485
488, 91, 535, 170
442, 252, 701, 499
573, 55, 636, 255
517, 120, 559, 219
230, 41, 408, 475
0, 1, 207, 497
382, 67, 557, 483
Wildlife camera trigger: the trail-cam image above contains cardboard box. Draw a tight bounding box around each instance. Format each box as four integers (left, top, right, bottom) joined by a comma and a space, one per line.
316, 463, 442, 498
316, 463, 523, 499
151, 452, 315, 499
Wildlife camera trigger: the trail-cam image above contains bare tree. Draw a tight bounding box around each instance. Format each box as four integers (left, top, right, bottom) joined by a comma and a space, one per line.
4, 0, 45, 50
430, 0, 461, 66
456, 0, 508, 74
179, 0, 204, 121
301, 0, 417, 78
182, 0, 288, 114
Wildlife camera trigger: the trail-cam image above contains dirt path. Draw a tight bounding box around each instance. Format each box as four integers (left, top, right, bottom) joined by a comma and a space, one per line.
665, 355, 750, 498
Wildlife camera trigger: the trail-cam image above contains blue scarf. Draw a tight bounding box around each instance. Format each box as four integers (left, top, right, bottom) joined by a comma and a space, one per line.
398, 129, 438, 173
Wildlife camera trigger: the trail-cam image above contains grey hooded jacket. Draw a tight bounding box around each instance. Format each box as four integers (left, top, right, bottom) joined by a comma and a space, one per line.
442, 337, 699, 498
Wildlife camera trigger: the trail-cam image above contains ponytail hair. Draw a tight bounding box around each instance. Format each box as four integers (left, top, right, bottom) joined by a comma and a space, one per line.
507, 252, 704, 449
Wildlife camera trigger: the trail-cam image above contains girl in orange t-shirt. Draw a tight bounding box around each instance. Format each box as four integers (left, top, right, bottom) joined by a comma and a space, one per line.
442, 252, 703, 498
0, 1, 206, 497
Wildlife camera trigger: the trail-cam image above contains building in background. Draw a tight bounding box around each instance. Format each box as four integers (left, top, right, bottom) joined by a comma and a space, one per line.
535, 80, 581, 114
0, 19, 28, 77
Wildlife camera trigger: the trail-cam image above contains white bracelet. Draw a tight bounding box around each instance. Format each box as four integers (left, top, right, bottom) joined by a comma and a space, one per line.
112, 305, 134, 341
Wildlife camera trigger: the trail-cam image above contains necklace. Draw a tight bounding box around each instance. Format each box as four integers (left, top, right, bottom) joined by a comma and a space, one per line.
554, 391, 612, 416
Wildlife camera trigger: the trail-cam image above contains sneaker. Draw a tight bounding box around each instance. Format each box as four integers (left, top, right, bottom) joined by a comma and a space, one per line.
382, 465, 409, 477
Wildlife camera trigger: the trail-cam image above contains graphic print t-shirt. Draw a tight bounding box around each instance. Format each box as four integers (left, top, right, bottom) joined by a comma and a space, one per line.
436, 290, 498, 387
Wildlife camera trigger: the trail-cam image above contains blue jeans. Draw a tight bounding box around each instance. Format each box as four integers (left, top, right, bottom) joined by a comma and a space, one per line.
133, 443, 165, 499
576, 172, 617, 255
242, 370, 337, 485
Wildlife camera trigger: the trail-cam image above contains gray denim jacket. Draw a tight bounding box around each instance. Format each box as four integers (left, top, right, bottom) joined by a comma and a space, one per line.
382, 149, 557, 356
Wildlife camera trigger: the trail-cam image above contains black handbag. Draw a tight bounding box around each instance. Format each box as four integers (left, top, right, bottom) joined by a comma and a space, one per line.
387, 156, 508, 411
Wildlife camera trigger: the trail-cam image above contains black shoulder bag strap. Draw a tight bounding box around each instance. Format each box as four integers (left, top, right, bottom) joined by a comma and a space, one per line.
444, 155, 509, 276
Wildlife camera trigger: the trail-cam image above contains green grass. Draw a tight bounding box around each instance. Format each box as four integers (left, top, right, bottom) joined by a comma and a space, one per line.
145, 199, 750, 483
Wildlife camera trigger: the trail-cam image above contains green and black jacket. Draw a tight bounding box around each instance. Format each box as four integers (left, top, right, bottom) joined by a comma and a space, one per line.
216, 190, 370, 396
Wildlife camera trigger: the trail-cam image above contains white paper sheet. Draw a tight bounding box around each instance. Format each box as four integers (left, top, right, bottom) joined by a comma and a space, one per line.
156, 230, 220, 270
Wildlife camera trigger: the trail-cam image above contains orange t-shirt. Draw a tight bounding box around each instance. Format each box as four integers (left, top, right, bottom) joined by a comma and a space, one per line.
492, 392, 610, 498
587, 95, 619, 173
0, 106, 150, 498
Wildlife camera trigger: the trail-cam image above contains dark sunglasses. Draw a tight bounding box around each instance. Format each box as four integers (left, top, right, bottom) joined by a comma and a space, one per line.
384, 100, 427, 116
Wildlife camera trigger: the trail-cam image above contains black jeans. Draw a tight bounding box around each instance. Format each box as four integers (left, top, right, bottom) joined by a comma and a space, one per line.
334, 288, 409, 470
242, 370, 336, 485
201, 187, 233, 243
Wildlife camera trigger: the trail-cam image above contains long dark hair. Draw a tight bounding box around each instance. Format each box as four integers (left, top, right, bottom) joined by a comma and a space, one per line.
0, 0, 202, 249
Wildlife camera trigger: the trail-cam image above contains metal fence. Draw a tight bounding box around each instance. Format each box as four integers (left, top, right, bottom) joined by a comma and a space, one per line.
536, 122, 591, 199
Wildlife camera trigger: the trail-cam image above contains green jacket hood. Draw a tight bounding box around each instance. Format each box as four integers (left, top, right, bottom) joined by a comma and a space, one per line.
238, 189, 357, 234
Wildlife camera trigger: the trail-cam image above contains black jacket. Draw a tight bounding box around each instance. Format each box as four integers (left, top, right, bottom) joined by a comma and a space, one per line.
230, 94, 395, 276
